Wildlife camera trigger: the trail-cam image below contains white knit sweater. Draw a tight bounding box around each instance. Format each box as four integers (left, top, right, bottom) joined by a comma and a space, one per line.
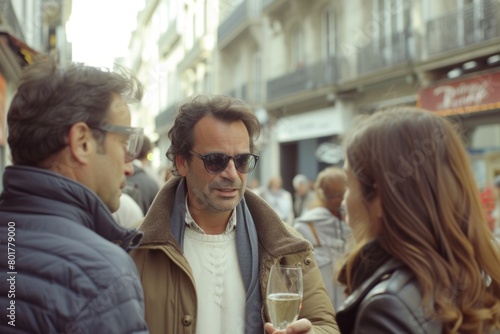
184, 228, 246, 334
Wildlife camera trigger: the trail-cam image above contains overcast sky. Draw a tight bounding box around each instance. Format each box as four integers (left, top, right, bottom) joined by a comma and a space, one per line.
67, 0, 144, 68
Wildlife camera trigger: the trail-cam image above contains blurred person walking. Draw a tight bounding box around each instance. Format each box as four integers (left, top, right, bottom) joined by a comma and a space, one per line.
294, 167, 350, 310
260, 175, 295, 225
126, 135, 160, 214
113, 193, 145, 228
131, 94, 338, 334
248, 177, 264, 196
336, 107, 500, 333
113, 162, 145, 228
293, 174, 316, 218
0, 58, 148, 333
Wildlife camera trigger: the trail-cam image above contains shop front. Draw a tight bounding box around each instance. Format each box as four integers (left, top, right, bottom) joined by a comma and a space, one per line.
418, 69, 500, 190
273, 103, 353, 192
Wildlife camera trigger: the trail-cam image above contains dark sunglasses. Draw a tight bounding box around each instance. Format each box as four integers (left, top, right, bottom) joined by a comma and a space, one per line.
190, 150, 259, 174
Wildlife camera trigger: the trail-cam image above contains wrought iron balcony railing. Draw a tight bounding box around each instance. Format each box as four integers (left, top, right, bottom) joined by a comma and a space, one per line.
357, 30, 412, 75
267, 57, 338, 101
159, 18, 180, 56
427, 0, 500, 56
218, 0, 261, 48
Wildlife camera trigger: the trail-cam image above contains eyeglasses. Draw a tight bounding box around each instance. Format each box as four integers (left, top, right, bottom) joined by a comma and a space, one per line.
91, 124, 144, 163
190, 150, 259, 174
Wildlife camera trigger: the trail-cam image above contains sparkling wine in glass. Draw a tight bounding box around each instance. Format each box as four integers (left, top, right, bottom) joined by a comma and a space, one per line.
266, 265, 303, 330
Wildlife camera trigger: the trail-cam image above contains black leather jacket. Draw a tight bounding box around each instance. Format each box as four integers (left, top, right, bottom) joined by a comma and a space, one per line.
336, 257, 442, 333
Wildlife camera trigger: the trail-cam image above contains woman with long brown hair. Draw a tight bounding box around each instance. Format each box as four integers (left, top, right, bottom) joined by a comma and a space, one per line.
336, 107, 500, 333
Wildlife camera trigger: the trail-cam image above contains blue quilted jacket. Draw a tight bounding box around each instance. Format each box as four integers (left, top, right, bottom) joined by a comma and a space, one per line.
0, 165, 148, 333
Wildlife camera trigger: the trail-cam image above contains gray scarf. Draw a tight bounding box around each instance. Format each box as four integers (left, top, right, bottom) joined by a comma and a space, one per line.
170, 179, 263, 333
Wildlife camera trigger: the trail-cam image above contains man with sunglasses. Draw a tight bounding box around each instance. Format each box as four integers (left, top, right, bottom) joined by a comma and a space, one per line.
132, 94, 338, 334
0, 58, 148, 333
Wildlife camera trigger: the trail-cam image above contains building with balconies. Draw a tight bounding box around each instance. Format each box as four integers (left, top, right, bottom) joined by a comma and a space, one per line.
415, 0, 500, 189
253, 0, 500, 191
125, 0, 220, 171
257, 0, 358, 189
12, 0, 73, 64
125, 0, 500, 192
124, 0, 164, 166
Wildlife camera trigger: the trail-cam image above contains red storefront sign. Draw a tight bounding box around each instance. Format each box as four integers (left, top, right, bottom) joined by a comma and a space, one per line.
418, 70, 500, 116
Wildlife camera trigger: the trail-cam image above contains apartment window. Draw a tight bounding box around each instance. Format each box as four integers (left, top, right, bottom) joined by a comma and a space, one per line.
460, 0, 489, 42
232, 0, 244, 7
192, 5, 197, 42
203, 67, 211, 93
371, 0, 410, 58
203, 0, 209, 34
168, 0, 178, 21
254, 53, 262, 102
291, 23, 305, 68
253, 0, 262, 16
159, 67, 169, 110
159, 1, 169, 34
323, 7, 336, 58
459, 0, 474, 6
221, 0, 243, 20
168, 71, 178, 105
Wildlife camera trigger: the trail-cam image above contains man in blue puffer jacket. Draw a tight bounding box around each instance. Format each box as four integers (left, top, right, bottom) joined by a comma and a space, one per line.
0, 57, 149, 333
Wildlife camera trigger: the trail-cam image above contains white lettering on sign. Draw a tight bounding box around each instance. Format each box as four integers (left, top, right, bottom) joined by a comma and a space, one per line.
433, 81, 489, 110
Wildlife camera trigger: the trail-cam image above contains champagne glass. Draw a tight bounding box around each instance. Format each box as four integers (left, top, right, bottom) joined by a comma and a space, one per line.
266, 265, 303, 330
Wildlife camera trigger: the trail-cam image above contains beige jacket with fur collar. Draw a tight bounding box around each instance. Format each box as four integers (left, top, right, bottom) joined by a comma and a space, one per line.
131, 177, 339, 334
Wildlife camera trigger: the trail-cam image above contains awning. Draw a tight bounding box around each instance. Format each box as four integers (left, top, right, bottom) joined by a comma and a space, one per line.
0, 32, 37, 81
417, 69, 500, 116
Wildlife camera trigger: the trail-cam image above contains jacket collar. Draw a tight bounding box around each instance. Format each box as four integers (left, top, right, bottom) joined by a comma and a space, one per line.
335, 255, 405, 333
338, 257, 405, 313
1, 165, 142, 252
138, 176, 311, 257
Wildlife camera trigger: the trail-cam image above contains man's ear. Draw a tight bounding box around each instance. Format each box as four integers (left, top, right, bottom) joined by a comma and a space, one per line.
67, 122, 95, 164
176, 154, 188, 177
